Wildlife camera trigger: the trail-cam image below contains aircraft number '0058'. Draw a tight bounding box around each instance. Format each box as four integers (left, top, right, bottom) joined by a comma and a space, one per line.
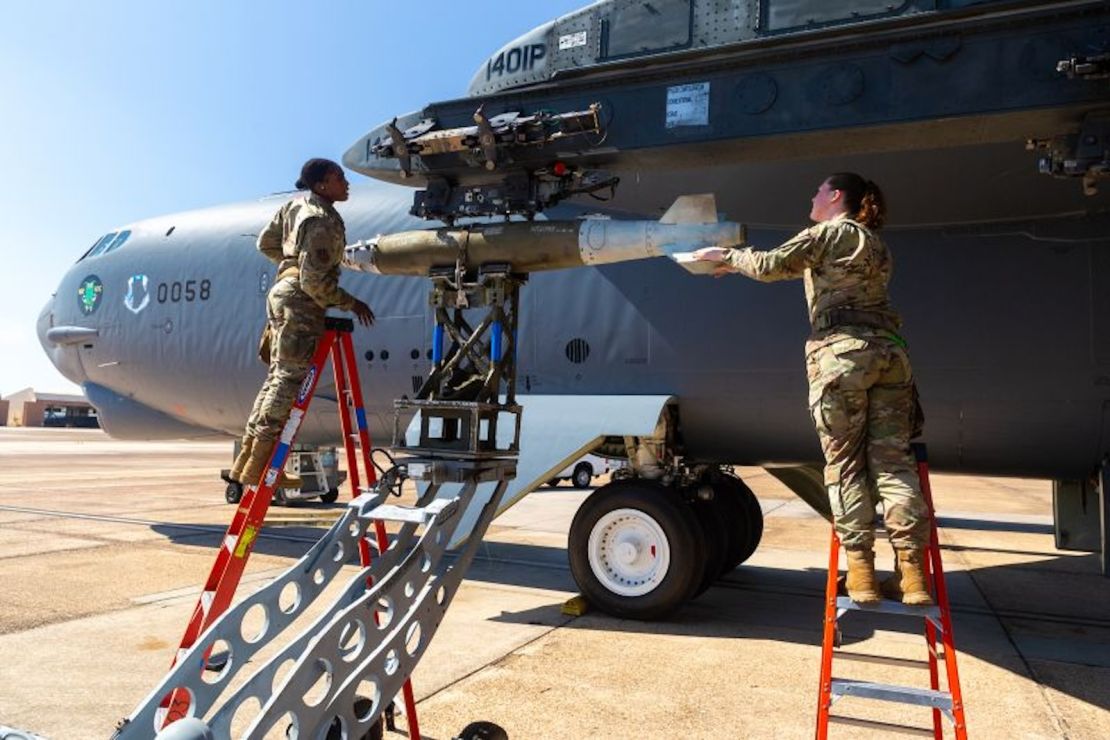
157, 279, 212, 304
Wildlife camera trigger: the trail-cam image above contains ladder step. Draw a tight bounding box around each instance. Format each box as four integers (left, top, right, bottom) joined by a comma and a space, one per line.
369, 503, 436, 524
833, 651, 930, 669
263, 514, 343, 528
369, 499, 455, 525
828, 715, 935, 737
831, 679, 953, 711
836, 596, 942, 621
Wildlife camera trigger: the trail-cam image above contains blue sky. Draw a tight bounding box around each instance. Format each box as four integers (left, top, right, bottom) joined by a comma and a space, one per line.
0, 0, 589, 395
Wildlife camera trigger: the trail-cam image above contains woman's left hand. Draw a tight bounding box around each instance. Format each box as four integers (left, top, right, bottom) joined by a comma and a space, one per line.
351, 299, 375, 327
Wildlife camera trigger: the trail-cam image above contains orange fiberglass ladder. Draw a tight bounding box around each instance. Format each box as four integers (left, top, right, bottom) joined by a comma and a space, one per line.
153, 317, 420, 738
815, 443, 968, 739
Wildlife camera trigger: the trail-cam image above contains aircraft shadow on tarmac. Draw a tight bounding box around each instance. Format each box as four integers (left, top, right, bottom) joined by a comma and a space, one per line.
489, 547, 1110, 718
149, 521, 342, 561
149, 520, 1110, 715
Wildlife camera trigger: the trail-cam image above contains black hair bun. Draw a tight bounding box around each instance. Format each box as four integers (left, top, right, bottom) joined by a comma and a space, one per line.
296, 158, 340, 192
295, 178, 306, 190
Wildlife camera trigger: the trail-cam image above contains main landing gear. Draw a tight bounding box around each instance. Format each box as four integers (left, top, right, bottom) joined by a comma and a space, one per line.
568, 470, 763, 620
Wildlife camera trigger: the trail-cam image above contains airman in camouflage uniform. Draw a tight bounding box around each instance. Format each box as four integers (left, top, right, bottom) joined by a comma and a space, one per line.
231, 160, 373, 488
696, 174, 933, 605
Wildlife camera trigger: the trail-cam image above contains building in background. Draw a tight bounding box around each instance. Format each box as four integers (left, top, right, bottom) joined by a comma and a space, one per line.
2, 388, 99, 428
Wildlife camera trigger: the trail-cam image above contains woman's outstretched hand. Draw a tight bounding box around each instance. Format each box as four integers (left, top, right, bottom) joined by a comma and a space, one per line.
692, 247, 734, 278
692, 246, 728, 262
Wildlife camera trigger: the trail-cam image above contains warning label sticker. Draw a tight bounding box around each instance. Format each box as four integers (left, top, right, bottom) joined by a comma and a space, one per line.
666, 82, 710, 128
234, 526, 258, 558
559, 31, 588, 50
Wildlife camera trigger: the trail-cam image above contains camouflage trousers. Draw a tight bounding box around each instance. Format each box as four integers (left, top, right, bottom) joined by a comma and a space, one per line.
806, 333, 931, 551
245, 279, 325, 444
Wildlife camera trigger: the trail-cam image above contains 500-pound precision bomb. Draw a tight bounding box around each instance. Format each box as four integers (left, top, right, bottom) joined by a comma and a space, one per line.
343, 194, 743, 277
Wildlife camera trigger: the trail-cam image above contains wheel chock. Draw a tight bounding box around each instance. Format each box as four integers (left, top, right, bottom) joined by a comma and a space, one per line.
561, 594, 589, 616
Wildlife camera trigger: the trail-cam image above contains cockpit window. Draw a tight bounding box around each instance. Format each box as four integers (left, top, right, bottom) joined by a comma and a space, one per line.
602, 1, 692, 60
81, 233, 115, 260
102, 229, 131, 255
79, 229, 131, 261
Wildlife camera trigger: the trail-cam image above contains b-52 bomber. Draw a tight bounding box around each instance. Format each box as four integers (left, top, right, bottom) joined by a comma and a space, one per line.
40, 0, 1110, 629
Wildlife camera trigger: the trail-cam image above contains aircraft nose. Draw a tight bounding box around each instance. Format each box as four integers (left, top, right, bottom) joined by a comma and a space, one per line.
37, 294, 89, 385
36, 295, 54, 352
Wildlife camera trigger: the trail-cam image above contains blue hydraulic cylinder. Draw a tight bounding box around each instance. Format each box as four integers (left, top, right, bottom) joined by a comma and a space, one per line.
491, 321, 503, 362
432, 323, 444, 364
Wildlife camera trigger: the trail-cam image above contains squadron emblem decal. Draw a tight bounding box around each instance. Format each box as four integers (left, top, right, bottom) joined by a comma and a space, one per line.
77, 275, 104, 315
124, 274, 151, 314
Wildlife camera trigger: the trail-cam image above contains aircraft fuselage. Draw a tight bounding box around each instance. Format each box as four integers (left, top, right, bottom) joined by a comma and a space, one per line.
39, 179, 1110, 480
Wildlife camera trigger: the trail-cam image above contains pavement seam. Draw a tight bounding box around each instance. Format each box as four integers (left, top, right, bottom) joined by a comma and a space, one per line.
0, 505, 321, 545
413, 613, 577, 708
713, 579, 1110, 632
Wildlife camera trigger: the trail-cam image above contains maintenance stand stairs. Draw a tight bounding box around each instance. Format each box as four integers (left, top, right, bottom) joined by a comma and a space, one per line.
118, 263, 523, 739
120, 317, 421, 739
815, 443, 969, 739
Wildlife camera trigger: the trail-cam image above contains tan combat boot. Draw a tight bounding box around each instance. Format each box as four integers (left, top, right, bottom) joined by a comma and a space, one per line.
277, 466, 303, 490
229, 435, 254, 483
844, 548, 881, 604
894, 549, 934, 606
239, 439, 303, 490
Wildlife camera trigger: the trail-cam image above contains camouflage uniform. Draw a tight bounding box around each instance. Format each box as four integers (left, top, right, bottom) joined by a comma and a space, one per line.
721, 214, 930, 551
245, 193, 356, 444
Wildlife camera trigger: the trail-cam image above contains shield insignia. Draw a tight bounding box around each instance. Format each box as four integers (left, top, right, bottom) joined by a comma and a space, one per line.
124, 274, 150, 314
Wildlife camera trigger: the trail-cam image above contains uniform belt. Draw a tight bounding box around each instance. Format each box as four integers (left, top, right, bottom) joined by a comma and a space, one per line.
277, 266, 300, 281
812, 308, 899, 333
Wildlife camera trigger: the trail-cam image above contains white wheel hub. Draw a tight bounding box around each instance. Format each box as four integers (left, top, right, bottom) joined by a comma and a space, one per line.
587, 507, 670, 597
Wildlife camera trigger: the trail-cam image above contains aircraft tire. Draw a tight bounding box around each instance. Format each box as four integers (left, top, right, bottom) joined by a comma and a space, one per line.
571, 463, 593, 489
322, 699, 383, 739
691, 493, 729, 596
710, 477, 748, 576
569, 479, 705, 620
319, 488, 340, 504
225, 481, 243, 504
453, 720, 509, 740
716, 475, 763, 572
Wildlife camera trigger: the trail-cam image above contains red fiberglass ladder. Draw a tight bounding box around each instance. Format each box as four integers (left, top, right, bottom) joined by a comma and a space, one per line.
815, 443, 968, 739
158, 316, 420, 738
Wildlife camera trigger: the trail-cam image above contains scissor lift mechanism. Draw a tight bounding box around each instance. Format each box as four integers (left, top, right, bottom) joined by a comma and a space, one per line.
117, 267, 522, 739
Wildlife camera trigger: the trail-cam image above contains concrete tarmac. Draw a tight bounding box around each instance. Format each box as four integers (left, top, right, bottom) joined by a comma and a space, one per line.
0, 428, 1108, 739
